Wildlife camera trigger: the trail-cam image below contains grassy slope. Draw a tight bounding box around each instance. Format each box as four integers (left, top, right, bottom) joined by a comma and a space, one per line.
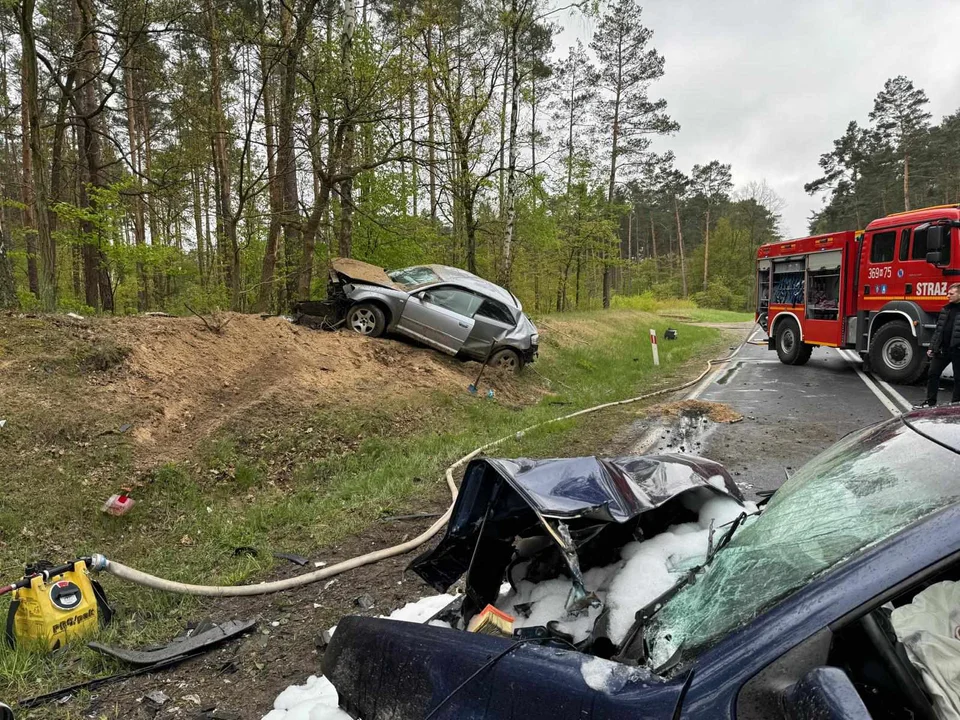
0, 307, 738, 704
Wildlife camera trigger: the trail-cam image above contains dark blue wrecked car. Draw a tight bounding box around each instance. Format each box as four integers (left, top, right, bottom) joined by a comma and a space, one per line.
324, 407, 960, 720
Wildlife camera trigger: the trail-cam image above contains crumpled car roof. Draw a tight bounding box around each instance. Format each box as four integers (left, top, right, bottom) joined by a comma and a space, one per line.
411, 454, 743, 594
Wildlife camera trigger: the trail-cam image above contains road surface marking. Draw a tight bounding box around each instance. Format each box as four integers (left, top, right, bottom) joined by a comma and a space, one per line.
834, 349, 903, 417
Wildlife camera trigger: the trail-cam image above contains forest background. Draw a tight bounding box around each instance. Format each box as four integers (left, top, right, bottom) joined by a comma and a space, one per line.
0, 0, 950, 316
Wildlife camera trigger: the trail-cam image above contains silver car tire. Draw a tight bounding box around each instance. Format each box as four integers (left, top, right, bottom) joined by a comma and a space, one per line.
347, 303, 386, 338
490, 348, 521, 373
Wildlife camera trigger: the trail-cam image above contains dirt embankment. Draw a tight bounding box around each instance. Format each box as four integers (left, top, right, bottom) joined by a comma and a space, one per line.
2, 312, 530, 468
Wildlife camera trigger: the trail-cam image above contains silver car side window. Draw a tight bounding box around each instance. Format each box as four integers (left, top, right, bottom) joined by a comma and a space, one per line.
421, 287, 483, 317
476, 299, 514, 325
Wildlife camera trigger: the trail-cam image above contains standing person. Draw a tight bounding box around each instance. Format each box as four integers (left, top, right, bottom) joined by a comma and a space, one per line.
917, 282, 960, 408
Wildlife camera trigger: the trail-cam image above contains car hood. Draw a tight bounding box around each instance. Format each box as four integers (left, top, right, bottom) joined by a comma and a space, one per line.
411, 454, 743, 603
329, 257, 399, 289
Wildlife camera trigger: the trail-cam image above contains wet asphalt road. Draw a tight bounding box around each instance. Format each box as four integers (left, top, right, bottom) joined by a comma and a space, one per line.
636, 326, 953, 499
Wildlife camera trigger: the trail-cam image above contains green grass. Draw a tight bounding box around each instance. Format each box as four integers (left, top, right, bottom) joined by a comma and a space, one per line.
657, 307, 756, 323
610, 294, 754, 324
0, 307, 733, 710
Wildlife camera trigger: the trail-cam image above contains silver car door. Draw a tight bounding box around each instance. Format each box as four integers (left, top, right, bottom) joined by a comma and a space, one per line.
460, 298, 516, 359
395, 286, 480, 354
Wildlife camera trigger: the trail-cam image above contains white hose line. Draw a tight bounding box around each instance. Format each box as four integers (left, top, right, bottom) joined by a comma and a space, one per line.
93, 332, 751, 597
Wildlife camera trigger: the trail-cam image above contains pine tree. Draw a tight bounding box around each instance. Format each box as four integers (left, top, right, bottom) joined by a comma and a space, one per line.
869, 76, 931, 211
590, 0, 677, 307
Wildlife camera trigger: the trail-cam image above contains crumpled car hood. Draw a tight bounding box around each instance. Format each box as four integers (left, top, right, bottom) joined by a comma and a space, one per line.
410, 454, 743, 599
329, 257, 398, 289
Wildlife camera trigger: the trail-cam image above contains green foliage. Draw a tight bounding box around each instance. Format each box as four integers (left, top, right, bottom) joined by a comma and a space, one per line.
806, 75, 957, 233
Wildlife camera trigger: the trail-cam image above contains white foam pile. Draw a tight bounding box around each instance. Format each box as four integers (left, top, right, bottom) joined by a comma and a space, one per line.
497, 489, 756, 647
263, 593, 457, 719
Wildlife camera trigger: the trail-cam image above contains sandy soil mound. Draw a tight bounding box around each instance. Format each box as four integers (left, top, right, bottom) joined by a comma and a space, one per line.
90, 314, 490, 458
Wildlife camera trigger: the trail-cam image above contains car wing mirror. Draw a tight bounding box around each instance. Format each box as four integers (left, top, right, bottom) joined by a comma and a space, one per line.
926, 224, 947, 252
926, 251, 943, 266
783, 667, 872, 720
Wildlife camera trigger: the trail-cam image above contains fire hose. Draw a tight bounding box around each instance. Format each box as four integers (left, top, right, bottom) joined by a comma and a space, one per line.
84, 329, 756, 597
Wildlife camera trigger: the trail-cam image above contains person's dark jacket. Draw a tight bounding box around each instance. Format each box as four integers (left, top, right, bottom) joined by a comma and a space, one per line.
929, 302, 960, 354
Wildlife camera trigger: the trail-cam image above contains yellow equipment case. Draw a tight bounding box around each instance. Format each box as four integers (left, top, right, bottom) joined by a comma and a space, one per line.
4, 559, 112, 650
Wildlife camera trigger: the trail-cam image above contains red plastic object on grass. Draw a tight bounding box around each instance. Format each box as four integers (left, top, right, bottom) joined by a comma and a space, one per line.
102, 491, 135, 516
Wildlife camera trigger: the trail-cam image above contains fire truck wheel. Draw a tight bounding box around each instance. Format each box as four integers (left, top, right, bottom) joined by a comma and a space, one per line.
775, 318, 812, 365
869, 321, 926, 384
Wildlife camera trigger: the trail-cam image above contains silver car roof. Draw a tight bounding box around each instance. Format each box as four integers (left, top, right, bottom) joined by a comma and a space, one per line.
423, 265, 522, 310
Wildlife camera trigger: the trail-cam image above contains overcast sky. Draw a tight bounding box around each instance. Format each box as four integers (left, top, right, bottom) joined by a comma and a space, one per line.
554, 0, 960, 237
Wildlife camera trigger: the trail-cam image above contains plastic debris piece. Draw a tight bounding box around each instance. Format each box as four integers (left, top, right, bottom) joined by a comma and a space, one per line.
144, 690, 169, 706
66, 312, 85, 320
102, 492, 135, 516
273, 552, 309, 566
354, 594, 375, 610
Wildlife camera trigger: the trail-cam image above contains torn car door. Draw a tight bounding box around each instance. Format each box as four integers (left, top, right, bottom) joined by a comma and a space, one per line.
394, 286, 480, 354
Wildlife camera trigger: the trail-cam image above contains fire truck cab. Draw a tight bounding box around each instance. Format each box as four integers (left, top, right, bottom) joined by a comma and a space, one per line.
757, 205, 960, 384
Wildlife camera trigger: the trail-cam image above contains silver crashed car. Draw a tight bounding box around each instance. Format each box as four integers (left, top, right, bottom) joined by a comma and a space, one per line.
327, 258, 538, 370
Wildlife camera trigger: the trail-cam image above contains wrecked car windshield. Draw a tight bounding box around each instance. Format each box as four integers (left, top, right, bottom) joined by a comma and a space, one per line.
388, 266, 441, 286
646, 416, 960, 669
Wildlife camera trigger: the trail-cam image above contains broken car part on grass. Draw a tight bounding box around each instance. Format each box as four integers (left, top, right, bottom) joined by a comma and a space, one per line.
294, 258, 539, 369
18, 618, 256, 709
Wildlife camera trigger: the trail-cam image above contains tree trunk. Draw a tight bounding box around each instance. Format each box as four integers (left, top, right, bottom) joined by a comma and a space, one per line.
208, 0, 240, 309
903, 151, 911, 211
426, 30, 437, 221
650, 211, 658, 279
19, 0, 53, 304
603, 90, 621, 309
19, 59, 38, 298
702, 206, 710, 292
674, 194, 688, 297
123, 39, 148, 310
409, 45, 418, 218
278, 0, 320, 305
256, 0, 282, 311
191, 167, 205, 286
336, 0, 356, 260
0, 224, 15, 308
501, 0, 520, 288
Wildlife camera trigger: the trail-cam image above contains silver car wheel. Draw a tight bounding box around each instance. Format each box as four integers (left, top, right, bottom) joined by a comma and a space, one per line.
491, 349, 519, 371
350, 308, 377, 335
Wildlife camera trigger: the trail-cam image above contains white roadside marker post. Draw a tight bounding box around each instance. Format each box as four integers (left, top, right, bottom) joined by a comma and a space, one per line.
650, 328, 660, 367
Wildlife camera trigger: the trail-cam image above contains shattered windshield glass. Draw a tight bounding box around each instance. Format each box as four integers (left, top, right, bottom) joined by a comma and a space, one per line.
388, 266, 441, 287
646, 417, 960, 669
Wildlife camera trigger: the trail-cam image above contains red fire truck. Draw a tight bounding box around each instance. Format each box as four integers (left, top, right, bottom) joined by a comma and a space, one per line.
756, 204, 960, 384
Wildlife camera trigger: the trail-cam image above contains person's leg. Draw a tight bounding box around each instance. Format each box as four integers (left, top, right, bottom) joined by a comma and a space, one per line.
926, 353, 948, 405
950, 350, 960, 403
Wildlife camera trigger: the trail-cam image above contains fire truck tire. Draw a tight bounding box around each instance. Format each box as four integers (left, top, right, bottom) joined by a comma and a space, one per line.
869, 321, 926, 384
775, 318, 812, 365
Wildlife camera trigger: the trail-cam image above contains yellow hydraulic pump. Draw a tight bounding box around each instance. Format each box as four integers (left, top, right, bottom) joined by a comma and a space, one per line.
3, 559, 112, 651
